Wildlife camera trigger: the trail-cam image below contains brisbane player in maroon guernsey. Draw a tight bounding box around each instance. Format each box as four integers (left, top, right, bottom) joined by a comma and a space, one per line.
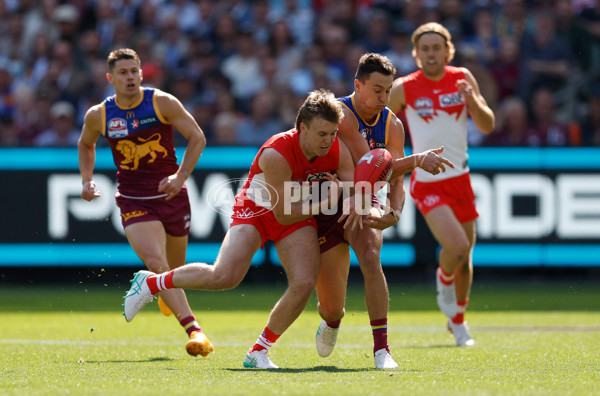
78, 48, 213, 358
314, 53, 454, 370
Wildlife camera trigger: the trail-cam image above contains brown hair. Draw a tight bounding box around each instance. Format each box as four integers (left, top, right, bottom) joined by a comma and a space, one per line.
296, 89, 344, 131
355, 53, 396, 81
107, 48, 141, 72
411, 22, 456, 67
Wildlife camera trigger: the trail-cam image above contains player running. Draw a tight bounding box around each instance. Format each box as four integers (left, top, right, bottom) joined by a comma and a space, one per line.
388, 23, 495, 346
78, 48, 213, 357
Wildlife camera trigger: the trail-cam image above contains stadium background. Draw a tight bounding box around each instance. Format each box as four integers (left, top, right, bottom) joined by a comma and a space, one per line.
0, 0, 599, 284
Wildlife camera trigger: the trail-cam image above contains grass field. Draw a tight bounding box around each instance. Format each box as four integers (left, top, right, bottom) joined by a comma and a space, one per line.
0, 281, 599, 396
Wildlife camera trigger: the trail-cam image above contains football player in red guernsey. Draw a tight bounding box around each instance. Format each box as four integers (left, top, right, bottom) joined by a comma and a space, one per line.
122, 90, 361, 369
314, 53, 454, 369
78, 48, 214, 357
388, 23, 495, 346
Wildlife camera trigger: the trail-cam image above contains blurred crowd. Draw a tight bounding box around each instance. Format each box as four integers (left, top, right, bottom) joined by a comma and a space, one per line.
0, 0, 599, 148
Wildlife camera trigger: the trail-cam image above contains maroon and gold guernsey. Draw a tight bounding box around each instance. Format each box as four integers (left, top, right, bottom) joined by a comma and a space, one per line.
101, 87, 179, 198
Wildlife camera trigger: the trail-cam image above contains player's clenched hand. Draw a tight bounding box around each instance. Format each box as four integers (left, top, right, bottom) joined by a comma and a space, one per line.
456, 79, 474, 98
158, 173, 185, 201
81, 180, 101, 201
415, 146, 455, 175
338, 192, 376, 231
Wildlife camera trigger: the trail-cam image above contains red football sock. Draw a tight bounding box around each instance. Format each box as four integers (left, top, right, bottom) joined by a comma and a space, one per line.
371, 318, 389, 354
438, 265, 455, 285
251, 327, 280, 353
452, 299, 469, 324
147, 271, 175, 295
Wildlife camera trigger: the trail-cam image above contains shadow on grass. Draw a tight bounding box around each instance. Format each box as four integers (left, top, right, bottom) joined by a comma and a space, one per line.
86, 357, 173, 364
396, 344, 456, 349
227, 365, 368, 373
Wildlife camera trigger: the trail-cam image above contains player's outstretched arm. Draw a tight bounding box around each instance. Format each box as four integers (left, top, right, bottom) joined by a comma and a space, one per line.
393, 146, 456, 177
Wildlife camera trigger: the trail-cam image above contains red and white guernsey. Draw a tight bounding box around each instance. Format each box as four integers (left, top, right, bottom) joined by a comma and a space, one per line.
234, 129, 340, 212
400, 66, 468, 182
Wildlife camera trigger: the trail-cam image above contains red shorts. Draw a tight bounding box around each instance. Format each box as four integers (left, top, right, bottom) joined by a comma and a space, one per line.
230, 200, 317, 249
409, 172, 478, 223
115, 188, 191, 237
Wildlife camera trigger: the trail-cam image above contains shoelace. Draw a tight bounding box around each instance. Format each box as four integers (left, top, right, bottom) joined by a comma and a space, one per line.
127, 274, 146, 296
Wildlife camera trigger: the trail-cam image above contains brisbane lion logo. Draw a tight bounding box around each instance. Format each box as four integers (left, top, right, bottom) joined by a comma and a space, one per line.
116, 133, 168, 170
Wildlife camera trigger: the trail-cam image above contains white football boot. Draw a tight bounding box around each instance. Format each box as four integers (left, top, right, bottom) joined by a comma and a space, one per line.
448, 320, 475, 346
374, 348, 399, 370
316, 320, 339, 357
243, 349, 279, 369
436, 267, 457, 318
122, 270, 155, 322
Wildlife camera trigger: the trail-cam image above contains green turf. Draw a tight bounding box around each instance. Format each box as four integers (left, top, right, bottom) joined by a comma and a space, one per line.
0, 283, 599, 395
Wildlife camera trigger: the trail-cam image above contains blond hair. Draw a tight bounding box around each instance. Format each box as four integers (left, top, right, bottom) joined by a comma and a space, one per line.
411, 22, 456, 68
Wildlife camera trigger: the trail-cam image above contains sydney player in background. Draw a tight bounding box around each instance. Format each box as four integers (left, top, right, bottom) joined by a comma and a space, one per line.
77, 48, 214, 357
388, 23, 495, 346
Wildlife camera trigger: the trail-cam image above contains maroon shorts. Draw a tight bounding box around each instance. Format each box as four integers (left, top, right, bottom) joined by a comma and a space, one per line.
230, 199, 317, 249
315, 208, 347, 254
409, 172, 478, 223
315, 195, 382, 254
115, 188, 191, 237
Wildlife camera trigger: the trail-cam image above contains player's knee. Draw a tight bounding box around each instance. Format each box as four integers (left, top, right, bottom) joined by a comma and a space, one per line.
357, 250, 383, 277
289, 277, 317, 299
144, 257, 169, 273
356, 245, 381, 267
318, 302, 345, 322
444, 240, 470, 263
210, 269, 243, 289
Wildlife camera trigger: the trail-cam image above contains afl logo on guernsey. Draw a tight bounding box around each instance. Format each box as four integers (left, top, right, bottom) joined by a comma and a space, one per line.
414, 97, 434, 117
108, 118, 129, 138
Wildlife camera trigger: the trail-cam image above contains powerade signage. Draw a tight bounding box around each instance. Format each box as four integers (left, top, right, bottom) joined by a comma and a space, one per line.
0, 147, 598, 267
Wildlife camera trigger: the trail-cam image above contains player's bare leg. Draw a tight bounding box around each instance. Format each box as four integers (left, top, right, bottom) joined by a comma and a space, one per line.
267, 226, 320, 334
172, 224, 261, 290
244, 226, 320, 369
346, 219, 397, 369
426, 208, 475, 345
315, 243, 350, 357
125, 221, 214, 356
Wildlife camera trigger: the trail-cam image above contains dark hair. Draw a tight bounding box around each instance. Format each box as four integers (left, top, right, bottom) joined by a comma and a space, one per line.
296, 89, 344, 131
354, 53, 396, 81
107, 48, 141, 72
